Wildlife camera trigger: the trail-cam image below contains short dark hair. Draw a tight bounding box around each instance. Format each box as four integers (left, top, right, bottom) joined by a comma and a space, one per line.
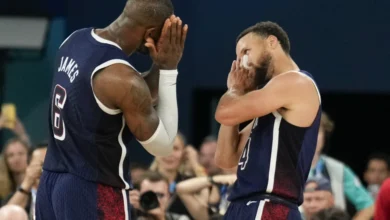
311, 207, 350, 220
125, 0, 174, 26
2, 137, 29, 154
201, 135, 217, 145
237, 21, 290, 54
367, 152, 390, 170
140, 171, 169, 186
34, 141, 48, 150
130, 162, 149, 171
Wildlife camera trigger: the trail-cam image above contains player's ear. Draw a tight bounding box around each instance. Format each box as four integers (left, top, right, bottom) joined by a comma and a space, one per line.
144, 28, 156, 40
267, 35, 278, 50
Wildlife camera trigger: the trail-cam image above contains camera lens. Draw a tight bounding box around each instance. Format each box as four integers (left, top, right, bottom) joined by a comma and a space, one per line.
140, 191, 160, 211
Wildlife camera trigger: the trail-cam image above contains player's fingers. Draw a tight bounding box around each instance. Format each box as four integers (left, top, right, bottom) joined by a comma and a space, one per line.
170, 18, 178, 44
236, 59, 241, 70
165, 22, 172, 45
176, 18, 182, 45
169, 14, 176, 22
144, 38, 157, 56
160, 19, 171, 41
180, 24, 188, 49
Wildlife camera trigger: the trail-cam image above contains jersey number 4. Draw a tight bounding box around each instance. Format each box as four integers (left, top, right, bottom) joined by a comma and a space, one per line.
238, 137, 251, 170
52, 84, 67, 141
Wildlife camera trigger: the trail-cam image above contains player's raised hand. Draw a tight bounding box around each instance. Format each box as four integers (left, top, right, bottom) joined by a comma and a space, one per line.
227, 59, 257, 93
144, 15, 188, 70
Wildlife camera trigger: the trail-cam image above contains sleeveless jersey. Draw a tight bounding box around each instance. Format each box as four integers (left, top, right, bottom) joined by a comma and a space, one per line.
43, 27, 136, 189
228, 70, 322, 205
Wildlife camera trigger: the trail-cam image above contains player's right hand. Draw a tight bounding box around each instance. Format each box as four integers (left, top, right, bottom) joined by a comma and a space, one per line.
145, 15, 188, 70
227, 59, 257, 93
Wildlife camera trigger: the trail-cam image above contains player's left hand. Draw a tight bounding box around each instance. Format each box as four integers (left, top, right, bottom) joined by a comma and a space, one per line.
227, 59, 257, 93
145, 15, 188, 70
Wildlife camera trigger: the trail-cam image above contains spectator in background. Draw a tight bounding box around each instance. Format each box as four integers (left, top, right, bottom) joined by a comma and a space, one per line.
130, 162, 149, 188
302, 177, 338, 219
374, 177, 390, 220
198, 136, 221, 176
0, 114, 30, 146
363, 152, 390, 199
149, 133, 207, 219
130, 171, 189, 220
175, 173, 236, 219
6, 143, 47, 219
0, 138, 29, 202
0, 205, 28, 220
309, 112, 374, 220
311, 207, 351, 220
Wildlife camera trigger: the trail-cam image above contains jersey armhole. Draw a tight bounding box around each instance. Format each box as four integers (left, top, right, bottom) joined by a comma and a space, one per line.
90, 59, 138, 115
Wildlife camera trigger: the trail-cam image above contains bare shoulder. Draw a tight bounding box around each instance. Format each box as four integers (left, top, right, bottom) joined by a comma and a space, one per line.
273, 71, 320, 126
269, 71, 316, 91
93, 64, 149, 109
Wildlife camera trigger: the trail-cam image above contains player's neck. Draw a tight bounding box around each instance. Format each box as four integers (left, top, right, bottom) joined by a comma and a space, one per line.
96, 18, 139, 55
271, 53, 299, 77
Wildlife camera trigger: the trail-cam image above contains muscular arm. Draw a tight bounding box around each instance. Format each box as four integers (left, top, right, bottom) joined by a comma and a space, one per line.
215, 72, 318, 126
215, 121, 253, 169
94, 64, 178, 156
141, 64, 159, 105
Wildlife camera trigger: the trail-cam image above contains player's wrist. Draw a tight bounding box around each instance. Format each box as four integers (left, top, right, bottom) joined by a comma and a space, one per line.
160, 69, 178, 75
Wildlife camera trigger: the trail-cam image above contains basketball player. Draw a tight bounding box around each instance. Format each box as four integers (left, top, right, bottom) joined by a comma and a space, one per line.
35, 0, 188, 219
214, 21, 321, 219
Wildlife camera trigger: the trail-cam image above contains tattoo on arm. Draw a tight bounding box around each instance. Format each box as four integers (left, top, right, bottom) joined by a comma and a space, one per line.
143, 64, 160, 103
121, 75, 159, 141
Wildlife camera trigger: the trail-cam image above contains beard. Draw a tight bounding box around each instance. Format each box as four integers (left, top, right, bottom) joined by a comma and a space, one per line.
253, 52, 272, 88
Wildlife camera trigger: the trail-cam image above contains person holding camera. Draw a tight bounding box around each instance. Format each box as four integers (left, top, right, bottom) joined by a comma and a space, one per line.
175, 173, 237, 220
130, 171, 190, 220
149, 133, 208, 219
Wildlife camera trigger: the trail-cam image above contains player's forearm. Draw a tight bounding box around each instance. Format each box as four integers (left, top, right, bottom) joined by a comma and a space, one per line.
156, 70, 178, 139
142, 64, 160, 105
138, 70, 178, 156
215, 124, 241, 169
215, 90, 245, 126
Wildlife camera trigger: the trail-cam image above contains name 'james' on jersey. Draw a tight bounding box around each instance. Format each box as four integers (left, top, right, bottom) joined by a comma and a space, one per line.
43, 27, 137, 189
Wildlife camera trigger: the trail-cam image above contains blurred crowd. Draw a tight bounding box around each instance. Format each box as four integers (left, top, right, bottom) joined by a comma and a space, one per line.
0, 111, 389, 220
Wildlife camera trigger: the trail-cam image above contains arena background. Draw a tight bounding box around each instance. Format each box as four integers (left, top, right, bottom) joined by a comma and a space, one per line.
1, 0, 389, 182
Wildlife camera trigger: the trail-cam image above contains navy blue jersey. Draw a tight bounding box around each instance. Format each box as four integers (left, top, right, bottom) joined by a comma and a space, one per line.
43, 28, 136, 189
228, 70, 321, 205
